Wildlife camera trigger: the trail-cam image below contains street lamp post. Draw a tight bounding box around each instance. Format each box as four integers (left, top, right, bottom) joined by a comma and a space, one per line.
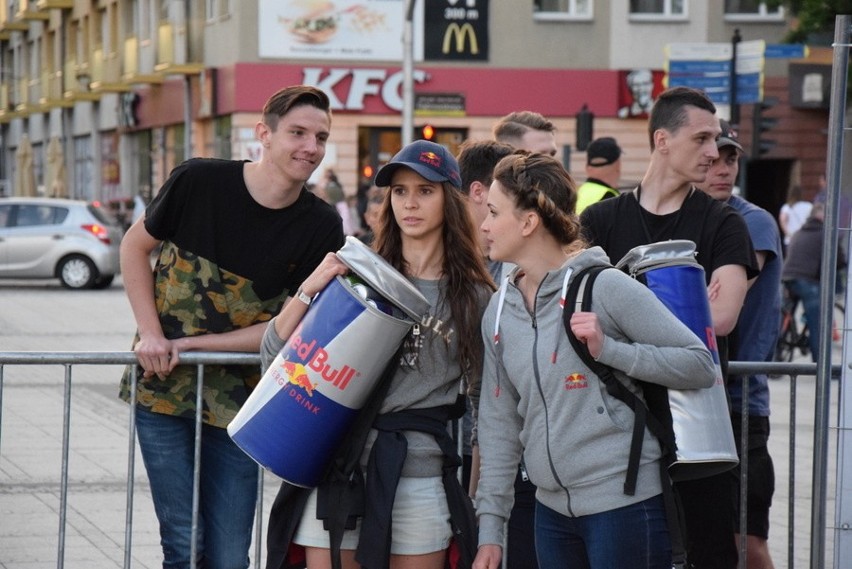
402, 0, 416, 146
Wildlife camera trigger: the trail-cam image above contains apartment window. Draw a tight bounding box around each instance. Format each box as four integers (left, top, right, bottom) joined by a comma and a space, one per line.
206, 0, 231, 22
725, 0, 784, 20
533, 0, 593, 19
108, 7, 120, 55
630, 0, 686, 18
121, 0, 135, 36
139, 0, 151, 40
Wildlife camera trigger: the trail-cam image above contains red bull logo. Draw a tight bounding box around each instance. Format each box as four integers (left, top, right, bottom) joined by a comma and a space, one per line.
281, 359, 316, 396
564, 372, 588, 390
285, 329, 361, 391
419, 151, 441, 168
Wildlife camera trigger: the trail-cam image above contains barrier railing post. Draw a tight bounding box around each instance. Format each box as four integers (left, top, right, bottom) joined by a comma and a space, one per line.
789, 373, 798, 569
255, 468, 264, 568
124, 365, 138, 569
737, 376, 749, 567
57, 363, 73, 569
190, 364, 204, 569
0, 365, 4, 457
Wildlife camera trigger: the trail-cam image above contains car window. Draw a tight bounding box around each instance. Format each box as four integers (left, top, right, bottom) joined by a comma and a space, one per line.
0, 205, 10, 228
16, 205, 58, 227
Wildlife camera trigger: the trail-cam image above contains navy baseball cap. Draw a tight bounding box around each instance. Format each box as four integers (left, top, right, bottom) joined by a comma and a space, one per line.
374, 140, 462, 189
717, 119, 744, 153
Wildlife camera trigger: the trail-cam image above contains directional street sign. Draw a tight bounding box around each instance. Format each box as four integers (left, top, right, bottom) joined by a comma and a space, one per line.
666, 39, 765, 107
765, 43, 808, 59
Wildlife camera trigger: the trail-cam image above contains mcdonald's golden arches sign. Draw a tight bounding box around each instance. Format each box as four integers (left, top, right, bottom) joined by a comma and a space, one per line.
424, 0, 489, 61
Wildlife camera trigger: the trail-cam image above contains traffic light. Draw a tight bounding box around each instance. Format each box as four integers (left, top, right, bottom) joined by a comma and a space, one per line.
575, 104, 594, 152
751, 96, 779, 157
421, 124, 435, 141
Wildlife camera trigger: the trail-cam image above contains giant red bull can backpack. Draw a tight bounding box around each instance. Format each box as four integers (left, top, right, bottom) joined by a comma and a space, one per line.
228, 237, 431, 488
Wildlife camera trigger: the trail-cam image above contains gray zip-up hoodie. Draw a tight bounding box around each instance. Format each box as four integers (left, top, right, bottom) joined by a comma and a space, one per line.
475, 247, 716, 546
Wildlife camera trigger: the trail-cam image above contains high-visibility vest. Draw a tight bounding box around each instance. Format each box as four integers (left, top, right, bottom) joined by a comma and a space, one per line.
576, 180, 619, 213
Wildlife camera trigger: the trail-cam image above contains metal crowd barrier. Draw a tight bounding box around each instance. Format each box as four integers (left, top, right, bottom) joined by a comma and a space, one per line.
0, 352, 840, 569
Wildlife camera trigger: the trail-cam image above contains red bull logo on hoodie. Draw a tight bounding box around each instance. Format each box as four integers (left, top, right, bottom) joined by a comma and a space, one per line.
565, 372, 588, 390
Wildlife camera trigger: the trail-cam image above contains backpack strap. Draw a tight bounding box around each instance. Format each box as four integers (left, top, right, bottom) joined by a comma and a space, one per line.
562, 265, 649, 495
561, 265, 687, 569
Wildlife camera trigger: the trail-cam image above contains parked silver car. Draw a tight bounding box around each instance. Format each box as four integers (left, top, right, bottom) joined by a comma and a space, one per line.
0, 197, 123, 289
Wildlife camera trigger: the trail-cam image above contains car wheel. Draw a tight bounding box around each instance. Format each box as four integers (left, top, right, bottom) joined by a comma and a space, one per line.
92, 275, 115, 289
58, 255, 98, 289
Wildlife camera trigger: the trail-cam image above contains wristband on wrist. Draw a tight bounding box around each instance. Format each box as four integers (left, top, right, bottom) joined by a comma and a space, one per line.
295, 288, 313, 306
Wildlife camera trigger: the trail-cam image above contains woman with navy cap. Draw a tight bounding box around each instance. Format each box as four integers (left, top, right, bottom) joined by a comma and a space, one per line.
262, 139, 494, 569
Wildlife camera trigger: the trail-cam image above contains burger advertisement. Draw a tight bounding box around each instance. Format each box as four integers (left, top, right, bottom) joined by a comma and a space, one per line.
259, 0, 425, 61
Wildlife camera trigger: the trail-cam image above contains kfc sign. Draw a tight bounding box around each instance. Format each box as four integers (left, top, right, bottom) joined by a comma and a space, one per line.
302, 67, 429, 112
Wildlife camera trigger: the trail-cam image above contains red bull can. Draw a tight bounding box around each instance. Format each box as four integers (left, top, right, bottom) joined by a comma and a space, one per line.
228, 237, 430, 487
617, 240, 738, 481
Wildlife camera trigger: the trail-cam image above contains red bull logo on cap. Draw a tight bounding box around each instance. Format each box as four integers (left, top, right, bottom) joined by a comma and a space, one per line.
419, 151, 441, 168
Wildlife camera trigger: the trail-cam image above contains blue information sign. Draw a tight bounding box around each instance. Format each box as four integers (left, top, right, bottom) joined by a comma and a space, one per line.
765, 44, 807, 59
668, 60, 731, 74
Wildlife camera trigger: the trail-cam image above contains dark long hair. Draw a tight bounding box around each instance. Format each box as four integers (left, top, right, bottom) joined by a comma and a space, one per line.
373, 177, 495, 378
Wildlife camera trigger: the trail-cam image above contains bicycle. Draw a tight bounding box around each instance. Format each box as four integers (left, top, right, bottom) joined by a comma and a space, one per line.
775, 287, 845, 362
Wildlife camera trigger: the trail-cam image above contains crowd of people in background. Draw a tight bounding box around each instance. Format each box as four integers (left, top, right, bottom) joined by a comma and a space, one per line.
123, 81, 845, 569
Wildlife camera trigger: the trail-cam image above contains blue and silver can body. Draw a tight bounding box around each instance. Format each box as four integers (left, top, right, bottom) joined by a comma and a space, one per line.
228, 237, 430, 488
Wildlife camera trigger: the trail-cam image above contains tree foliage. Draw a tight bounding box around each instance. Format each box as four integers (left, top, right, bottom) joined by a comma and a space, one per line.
766, 0, 852, 42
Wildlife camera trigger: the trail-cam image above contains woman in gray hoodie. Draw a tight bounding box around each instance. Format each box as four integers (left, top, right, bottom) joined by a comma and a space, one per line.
472, 153, 716, 569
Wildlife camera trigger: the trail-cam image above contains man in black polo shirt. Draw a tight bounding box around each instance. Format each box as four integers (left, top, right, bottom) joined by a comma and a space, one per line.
581, 87, 758, 569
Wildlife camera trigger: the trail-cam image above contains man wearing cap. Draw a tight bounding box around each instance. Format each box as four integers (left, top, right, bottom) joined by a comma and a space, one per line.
575, 137, 623, 214
696, 120, 780, 569
581, 87, 758, 569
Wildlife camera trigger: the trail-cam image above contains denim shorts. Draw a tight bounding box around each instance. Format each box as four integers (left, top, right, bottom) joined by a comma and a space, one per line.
294, 476, 452, 554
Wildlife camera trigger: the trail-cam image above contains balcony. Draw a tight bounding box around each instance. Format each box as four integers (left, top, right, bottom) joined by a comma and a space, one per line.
39, 69, 73, 108
122, 36, 163, 84
0, 82, 21, 123
35, 0, 73, 9
89, 47, 131, 93
13, 75, 44, 115
14, 0, 49, 21
0, 2, 30, 32
154, 22, 203, 76
62, 59, 101, 102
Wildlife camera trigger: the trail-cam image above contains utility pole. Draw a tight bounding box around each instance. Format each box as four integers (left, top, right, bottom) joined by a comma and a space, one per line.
402, 0, 416, 146
729, 28, 741, 127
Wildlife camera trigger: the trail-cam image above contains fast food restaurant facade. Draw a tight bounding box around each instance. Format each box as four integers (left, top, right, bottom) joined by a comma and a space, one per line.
0, 0, 828, 217
130, 61, 634, 198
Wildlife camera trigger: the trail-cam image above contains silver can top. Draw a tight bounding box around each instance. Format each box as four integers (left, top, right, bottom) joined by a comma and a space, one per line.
336, 236, 431, 321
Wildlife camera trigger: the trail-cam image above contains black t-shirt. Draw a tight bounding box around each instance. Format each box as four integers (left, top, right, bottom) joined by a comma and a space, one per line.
146, 158, 345, 300
580, 188, 758, 283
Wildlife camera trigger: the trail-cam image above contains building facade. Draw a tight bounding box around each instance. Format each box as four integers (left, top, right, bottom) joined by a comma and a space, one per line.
0, 0, 831, 219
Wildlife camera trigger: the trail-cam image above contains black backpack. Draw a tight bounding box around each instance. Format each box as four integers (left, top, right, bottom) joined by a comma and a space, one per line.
561, 265, 687, 569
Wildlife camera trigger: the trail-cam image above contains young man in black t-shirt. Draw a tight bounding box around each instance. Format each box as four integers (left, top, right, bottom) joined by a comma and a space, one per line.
581, 87, 758, 569
120, 85, 345, 568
